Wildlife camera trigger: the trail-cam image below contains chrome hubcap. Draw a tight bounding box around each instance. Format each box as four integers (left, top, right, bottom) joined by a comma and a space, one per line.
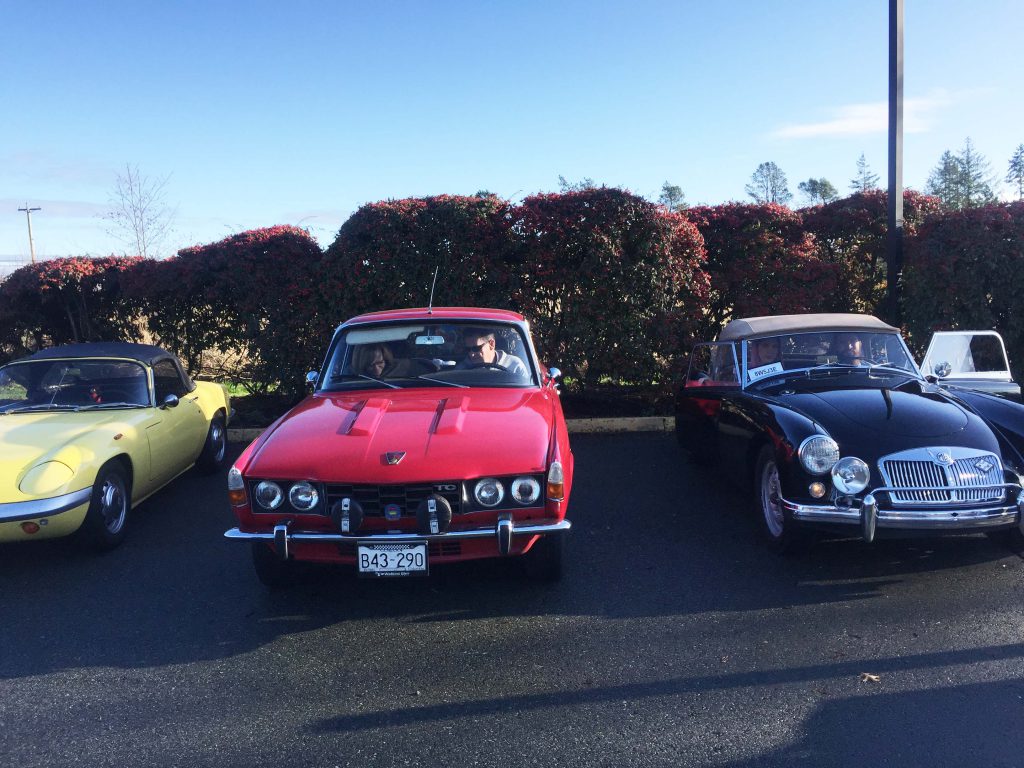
212, 423, 226, 462
761, 460, 784, 538
100, 476, 127, 535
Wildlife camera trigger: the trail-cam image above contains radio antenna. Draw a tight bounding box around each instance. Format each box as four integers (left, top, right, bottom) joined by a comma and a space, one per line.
427, 266, 439, 315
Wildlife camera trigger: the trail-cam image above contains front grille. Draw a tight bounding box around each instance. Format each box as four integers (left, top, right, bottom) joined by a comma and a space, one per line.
879, 448, 1004, 506
325, 483, 463, 518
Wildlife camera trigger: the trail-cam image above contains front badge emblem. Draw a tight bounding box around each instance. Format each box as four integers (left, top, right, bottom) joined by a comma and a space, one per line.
975, 458, 994, 474
384, 451, 406, 466
935, 452, 953, 466
384, 503, 402, 521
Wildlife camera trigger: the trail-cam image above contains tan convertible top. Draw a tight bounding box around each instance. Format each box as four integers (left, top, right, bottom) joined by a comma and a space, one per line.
718, 313, 898, 341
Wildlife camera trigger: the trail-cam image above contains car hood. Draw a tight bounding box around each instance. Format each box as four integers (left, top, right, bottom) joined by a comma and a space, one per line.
0, 411, 123, 496
246, 388, 557, 482
773, 387, 972, 438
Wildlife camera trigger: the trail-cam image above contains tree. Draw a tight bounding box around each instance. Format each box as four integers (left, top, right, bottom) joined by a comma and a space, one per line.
745, 162, 792, 205
1006, 144, 1024, 200
104, 164, 176, 258
657, 181, 687, 212
849, 154, 880, 192
797, 178, 840, 206
926, 138, 997, 210
557, 175, 598, 192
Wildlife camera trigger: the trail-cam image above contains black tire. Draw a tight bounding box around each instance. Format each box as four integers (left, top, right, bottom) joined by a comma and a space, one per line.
986, 527, 1024, 554
79, 463, 131, 551
251, 542, 299, 588
196, 415, 227, 473
754, 445, 809, 555
524, 534, 564, 582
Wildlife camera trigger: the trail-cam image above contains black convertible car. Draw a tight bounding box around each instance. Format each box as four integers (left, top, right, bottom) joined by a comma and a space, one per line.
676, 313, 1024, 552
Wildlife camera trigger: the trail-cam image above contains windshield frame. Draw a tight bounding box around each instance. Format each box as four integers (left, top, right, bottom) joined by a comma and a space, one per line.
0, 357, 154, 411
315, 317, 542, 392
739, 330, 924, 390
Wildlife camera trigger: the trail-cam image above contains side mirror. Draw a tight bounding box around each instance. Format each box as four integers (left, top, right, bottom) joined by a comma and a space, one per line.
933, 361, 952, 379
546, 367, 562, 387
305, 371, 318, 390
161, 394, 179, 409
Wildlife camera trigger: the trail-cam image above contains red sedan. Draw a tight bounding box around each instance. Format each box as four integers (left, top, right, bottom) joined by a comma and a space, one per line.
225, 308, 573, 586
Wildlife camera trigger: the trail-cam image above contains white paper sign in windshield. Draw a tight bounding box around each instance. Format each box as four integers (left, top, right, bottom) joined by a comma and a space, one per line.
748, 362, 783, 383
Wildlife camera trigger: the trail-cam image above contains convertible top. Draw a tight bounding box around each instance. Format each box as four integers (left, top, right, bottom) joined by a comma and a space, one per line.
25, 342, 178, 366
718, 313, 898, 341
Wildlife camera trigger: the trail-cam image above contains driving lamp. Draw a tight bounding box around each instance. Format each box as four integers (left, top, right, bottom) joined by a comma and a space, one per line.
254, 481, 284, 510
799, 436, 840, 475
831, 457, 871, 495
288, 481, 320, 511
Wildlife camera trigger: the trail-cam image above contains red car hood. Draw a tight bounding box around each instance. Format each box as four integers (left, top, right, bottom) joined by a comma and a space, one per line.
245, 388, 557, 482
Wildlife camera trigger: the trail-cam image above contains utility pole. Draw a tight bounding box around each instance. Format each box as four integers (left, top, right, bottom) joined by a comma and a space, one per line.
886, 0, 904, 324
18, 203, 41, 264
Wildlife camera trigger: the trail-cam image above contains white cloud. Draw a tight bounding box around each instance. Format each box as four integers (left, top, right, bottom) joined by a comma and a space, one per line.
773, 92, 954, 139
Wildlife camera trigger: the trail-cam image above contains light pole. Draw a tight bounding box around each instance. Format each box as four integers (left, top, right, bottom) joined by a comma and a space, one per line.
17, 203, 41, 264
887, 0, 904, 324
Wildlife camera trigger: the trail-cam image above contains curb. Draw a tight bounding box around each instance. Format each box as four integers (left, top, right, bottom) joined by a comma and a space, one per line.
227, 416, 674, 444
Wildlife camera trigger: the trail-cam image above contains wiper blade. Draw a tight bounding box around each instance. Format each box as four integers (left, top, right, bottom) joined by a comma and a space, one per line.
867, 363, 919, 377
78, 402, 148, 410
330, 374, 401, 390
412, 375, 467, 389
3, 403, 82, 413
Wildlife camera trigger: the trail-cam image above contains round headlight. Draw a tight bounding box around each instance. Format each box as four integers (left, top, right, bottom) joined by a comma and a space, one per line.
831, 457, 870, 495
510, 477, 541, 505
798, 436, 840, 475
254, 481, 284, 510
288, 481, 320, 511
474, 478, 505, 507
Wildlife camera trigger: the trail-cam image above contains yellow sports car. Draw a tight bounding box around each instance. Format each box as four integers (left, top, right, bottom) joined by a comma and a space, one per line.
0, 342, 231, 549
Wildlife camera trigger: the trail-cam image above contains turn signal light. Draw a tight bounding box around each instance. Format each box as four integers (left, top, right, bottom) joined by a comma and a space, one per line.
547, 461, 564, 501
809, 482, 827, 499
228, 489, 248, 506
21, 522, 40, 534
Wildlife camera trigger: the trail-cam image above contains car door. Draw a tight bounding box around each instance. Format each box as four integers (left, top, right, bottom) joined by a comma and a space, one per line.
922, 331, 1021, 401
146, 359, 208, 484
676, 343, 740, 464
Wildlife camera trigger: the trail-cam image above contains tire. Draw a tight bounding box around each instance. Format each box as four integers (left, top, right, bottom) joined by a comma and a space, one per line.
251, 542, 299, 588
79, 463, 131, 551
196, 415, 227, 473
754, 445, 809, 555
524, 534, 564, 583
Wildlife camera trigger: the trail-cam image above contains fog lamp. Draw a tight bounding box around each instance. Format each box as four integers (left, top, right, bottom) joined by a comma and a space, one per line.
831, 457, 870, 495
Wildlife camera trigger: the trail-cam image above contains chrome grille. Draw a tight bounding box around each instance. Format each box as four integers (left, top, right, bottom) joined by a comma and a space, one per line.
325, 483, 463, 518
878, 448, 1004, 506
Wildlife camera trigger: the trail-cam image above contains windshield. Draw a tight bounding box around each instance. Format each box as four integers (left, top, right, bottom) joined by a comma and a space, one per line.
0, 359, 151, 412
742, 331, 920, 386
319, 321, 537, 391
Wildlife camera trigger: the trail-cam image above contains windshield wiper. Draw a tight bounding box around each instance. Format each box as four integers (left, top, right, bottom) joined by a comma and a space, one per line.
2, 403, 82, 414
329, 374, 401, 390
78, 402, 148, 410
867, 363, 919, 378
412, 375, 467, 389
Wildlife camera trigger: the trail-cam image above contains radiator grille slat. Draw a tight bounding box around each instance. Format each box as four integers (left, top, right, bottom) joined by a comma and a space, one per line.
880, 451, 1003, 506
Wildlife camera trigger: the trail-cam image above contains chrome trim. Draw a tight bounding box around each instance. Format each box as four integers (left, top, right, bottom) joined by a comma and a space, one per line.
0, 487, 92, 523
225, 518, 571, 545
783, 485, 1022, 532
877, 447, 1004, 506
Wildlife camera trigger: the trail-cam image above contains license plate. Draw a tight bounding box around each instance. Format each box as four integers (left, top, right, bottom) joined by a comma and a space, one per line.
357, 543, 428, 577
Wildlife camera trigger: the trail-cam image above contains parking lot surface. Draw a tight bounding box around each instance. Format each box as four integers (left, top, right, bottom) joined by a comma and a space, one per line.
2, 433, 1023, 767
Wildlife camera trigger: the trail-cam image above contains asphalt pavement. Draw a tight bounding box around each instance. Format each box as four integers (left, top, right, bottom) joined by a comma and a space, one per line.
2, 433, 1023, 767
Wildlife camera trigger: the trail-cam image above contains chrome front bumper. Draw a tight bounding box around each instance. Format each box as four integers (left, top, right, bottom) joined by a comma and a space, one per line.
0, 487, 93, 523
783, 484, 1024, 542
224, 517, 571, 560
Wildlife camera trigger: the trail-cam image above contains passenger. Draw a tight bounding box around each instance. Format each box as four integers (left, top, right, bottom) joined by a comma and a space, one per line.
834, 332, 867, 365
354, 344, 393, 378
748, 337, 781, 368
457, 329, 528, 376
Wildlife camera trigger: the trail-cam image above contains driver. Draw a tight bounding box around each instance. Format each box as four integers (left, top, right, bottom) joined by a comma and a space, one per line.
834, 332, 867, 365
457, 329, 528, 376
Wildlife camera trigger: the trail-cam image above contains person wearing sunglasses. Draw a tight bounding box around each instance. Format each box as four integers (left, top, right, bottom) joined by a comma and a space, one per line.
456, 329, 528, 376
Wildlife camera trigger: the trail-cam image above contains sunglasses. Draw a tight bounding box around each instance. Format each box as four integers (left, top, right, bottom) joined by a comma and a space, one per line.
464, 341, 489, 353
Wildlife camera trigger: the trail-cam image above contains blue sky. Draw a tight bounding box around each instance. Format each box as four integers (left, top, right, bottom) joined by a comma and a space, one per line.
2, 0, 1022, 267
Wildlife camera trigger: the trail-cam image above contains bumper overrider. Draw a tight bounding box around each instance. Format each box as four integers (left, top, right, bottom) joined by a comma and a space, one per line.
782, 483, 1024, 542
224, 516, 572, 561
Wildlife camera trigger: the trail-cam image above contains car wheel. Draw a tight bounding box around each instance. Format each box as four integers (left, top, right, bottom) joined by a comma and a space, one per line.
251, 542, 299, 588
524, 534, 564, 583
79, 463, 131, 551
196, 415, 227, 473
754, 445, 808, 555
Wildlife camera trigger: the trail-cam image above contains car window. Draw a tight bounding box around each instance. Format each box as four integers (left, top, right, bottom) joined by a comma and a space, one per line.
685, 343, 739, 388
0, 359, 150, 409
153, 359, 189, 401
923, 333, 1010, 377
322, 321, 537, 389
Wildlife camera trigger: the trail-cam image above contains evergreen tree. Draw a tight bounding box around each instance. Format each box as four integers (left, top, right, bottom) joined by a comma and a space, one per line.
745, 162, 792, 205
657, 181, 687, 212
797, 178, 839, 205
1006, 144, 1024, 200
926, 150, 964, 208
926, 138, 997, 209
850, 153, 880, 192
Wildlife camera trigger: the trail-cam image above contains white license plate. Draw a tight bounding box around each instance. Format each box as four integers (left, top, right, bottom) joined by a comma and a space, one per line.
357, 543, 428, 577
